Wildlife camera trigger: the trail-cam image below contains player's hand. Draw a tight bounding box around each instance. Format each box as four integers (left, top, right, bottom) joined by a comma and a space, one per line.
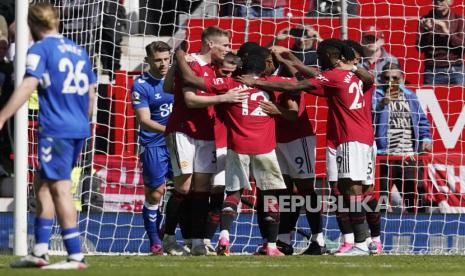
184, 54, 195, 63
269, 45, 289, 55
259, 101, 281, 115
236, 75, 256, 87
276, 28, 289, 41
433, 19, 449, 34
420, 18, 433, 31
222, 87, 249, 103
422, 143, 432, 153
305, 26, 321, 42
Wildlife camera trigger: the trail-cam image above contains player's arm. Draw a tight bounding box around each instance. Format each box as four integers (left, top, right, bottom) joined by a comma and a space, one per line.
271, 46, 319, 78
0, 76, 38, 130
134, 107, 166, 133
259, 98, 298, 121
174, 49, 207, 91
183, 86, 248, 109
237, 75, 315, 94
88, 84, 96, 119
338, 61, 374, 88
163, 59, 176, 94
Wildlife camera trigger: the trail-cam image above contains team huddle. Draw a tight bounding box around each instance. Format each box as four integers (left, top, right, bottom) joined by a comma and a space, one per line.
0, 3, 381, 269
135, 26, 381, 257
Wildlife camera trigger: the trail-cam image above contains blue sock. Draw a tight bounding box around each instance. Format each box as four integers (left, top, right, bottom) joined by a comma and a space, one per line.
143, 201, 161, 246
62, 227, 83, 261
33, 217, 53, 256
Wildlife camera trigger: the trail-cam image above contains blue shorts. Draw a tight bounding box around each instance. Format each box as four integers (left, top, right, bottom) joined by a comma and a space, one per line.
38, 136, 86, 181
140, 145, 172, 188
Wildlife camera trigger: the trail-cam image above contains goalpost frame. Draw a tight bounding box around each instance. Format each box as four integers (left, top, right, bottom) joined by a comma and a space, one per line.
14, 0, 30, 256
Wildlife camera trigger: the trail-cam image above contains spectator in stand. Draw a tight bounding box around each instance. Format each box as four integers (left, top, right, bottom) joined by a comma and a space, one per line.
361, 26, 399, 84
417, 0, 465, 85
373, 63, 432, 213
307, 0, 358, 17
269, 25, 321, 67
0, 36, 13, 176
220, 0, 286, 17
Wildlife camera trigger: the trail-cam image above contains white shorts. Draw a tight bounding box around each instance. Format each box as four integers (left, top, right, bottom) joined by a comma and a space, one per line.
326, 141, 376, 185
211, 147, 226, 187
165, 132, 217, 176
276, 136, 316, 179
225, 149, 286, 192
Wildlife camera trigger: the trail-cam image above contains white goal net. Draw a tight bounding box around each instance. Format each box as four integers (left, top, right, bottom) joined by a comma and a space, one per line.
3, 0, 464, 255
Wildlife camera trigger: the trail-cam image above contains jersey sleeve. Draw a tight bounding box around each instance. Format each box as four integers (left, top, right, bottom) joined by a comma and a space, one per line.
25, 43, 47, 79
131, 78, 149, 109
204, 77, 233, 94
189, 61, 203, 77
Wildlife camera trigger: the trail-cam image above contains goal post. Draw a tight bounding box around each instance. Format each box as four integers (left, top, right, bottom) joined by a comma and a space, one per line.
6, 0, 465, 255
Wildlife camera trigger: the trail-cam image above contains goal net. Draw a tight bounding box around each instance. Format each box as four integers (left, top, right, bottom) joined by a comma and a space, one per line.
4, 0, 465, 255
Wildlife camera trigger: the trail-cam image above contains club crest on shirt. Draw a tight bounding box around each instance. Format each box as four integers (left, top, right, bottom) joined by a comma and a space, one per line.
180, 160, 189, 168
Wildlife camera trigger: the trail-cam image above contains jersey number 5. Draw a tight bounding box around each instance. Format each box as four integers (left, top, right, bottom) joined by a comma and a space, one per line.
59, 57, 89, 95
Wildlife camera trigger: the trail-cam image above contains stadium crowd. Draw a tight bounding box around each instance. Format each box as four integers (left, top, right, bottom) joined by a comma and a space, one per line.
0, 0, 463, 268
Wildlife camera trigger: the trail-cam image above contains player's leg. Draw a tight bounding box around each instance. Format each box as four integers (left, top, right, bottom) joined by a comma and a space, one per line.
218, 150, 251, 255
334, 142, 372, 256
274, 144, 297, 255
276, 175, 297, 255
205, 146, 226, 255
140, 146, 169, 255
41, 138, 87, 269
189, 139, 216, 255
163, 132, 193, 255
10, 176, 54, 268
362, 144, 382, 255
253, 150, 287, 256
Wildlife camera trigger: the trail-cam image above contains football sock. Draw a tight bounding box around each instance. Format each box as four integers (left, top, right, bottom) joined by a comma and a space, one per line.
62, 227, 84, 261
346, 195, 368, 244
164, 190, 186, 236
260, 190, 280, 243
311, 232, 325, 247
33, 217, 53, 257
305, 190, 323, 237
142, 201, 161, 246
220, 192, 240, 233
333, 186, 353, 235
364, 191, 381, 238
206, 192, 224, 240
344, 233, 355, 244
179, 193, 192, 239
256, 189, 268, 240
190, 192, 210, 240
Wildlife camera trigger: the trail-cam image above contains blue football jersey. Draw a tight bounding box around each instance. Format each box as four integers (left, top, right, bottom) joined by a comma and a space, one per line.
26, 35, 96, 138
131, 72, 174, 147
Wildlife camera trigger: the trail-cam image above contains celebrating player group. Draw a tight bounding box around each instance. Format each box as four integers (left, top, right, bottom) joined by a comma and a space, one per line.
0, 3, 382, 269
130, 25, 381, 257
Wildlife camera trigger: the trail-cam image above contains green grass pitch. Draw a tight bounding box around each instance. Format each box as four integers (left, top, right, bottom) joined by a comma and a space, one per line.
0, 255, 464, 276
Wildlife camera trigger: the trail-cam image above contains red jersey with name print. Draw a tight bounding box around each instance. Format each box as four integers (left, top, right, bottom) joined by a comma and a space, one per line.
205, 76, 280, 154
165, 54, 216, 140
307, 69, 374, 148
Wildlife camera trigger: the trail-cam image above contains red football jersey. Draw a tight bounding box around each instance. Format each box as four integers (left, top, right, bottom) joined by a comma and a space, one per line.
205, 77, 278, 154
165, 54, 216, 140
275, 91, 315, 143
307, 68, 374, 148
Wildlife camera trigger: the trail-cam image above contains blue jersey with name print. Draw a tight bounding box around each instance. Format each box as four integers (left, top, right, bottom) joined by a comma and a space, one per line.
131, 72, 174, 147
26, 35, 96, 138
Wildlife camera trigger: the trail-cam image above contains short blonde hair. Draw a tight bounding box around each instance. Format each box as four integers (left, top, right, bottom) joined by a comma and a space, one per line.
28, 3, 59, 31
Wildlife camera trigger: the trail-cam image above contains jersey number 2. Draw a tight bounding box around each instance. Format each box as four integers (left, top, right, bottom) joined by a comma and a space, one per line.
59, 58, 89, 95
348, 80, 364, 110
